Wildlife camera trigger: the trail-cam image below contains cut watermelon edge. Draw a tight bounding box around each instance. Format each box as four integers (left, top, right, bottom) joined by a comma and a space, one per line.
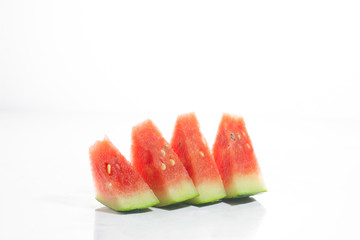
154, 179, 199, 207
96, 189, 160, 211
225, 173, 267, 199
186, 180, 227, 205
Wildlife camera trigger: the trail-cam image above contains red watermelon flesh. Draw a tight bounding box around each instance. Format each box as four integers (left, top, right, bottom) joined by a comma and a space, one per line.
131, 120, 199, 206
213, 114, 266, 198
89, 137, 159, 211
171, 113, 226, 204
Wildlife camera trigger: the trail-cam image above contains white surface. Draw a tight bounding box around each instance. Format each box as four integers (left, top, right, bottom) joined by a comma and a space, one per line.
1, 0, 360, 239
0, 113, 359, 239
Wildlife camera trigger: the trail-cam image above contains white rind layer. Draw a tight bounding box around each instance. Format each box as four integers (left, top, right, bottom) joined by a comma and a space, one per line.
155, 179, 199, 207
225, 173, 267, 198
96, 189, 159, 211
186, 180, 226, 204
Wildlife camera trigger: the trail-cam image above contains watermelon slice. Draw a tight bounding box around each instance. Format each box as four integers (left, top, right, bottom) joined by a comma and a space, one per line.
213, 114, 266, 198
89, 137, 159, 211
131, 120, 199, 206
171, 113, 226, 204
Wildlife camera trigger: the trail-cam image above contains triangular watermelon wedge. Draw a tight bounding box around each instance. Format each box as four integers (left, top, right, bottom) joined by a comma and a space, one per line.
131, 120, 199, 206
89, 137, 159, 211
171, 113, 226, 204
213, 114, 267, 198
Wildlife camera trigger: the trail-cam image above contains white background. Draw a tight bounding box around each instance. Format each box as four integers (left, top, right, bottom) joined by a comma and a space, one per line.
1, 1, 360, 239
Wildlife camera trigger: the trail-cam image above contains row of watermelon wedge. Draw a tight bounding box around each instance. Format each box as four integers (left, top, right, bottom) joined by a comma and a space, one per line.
89, 113, 266, 211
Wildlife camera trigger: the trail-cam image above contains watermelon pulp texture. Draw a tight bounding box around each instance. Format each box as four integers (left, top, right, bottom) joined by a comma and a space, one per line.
213, 114, 266, 198
131, 120, 199, 206
171, 113, 226, 204
89, 137, 159, 211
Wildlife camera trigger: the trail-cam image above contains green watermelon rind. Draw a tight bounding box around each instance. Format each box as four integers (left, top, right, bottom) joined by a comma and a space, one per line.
96, 189, 160, 211
226, 190, 267, 199
186, 181, 226, 205
224, 173, 267, 199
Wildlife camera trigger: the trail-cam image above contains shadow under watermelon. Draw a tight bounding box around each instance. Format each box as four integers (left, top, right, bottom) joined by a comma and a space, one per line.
154, 203, 190, 211
94, 198, 266, 240
222, 196, 256, 205
189, 200, 223, 207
